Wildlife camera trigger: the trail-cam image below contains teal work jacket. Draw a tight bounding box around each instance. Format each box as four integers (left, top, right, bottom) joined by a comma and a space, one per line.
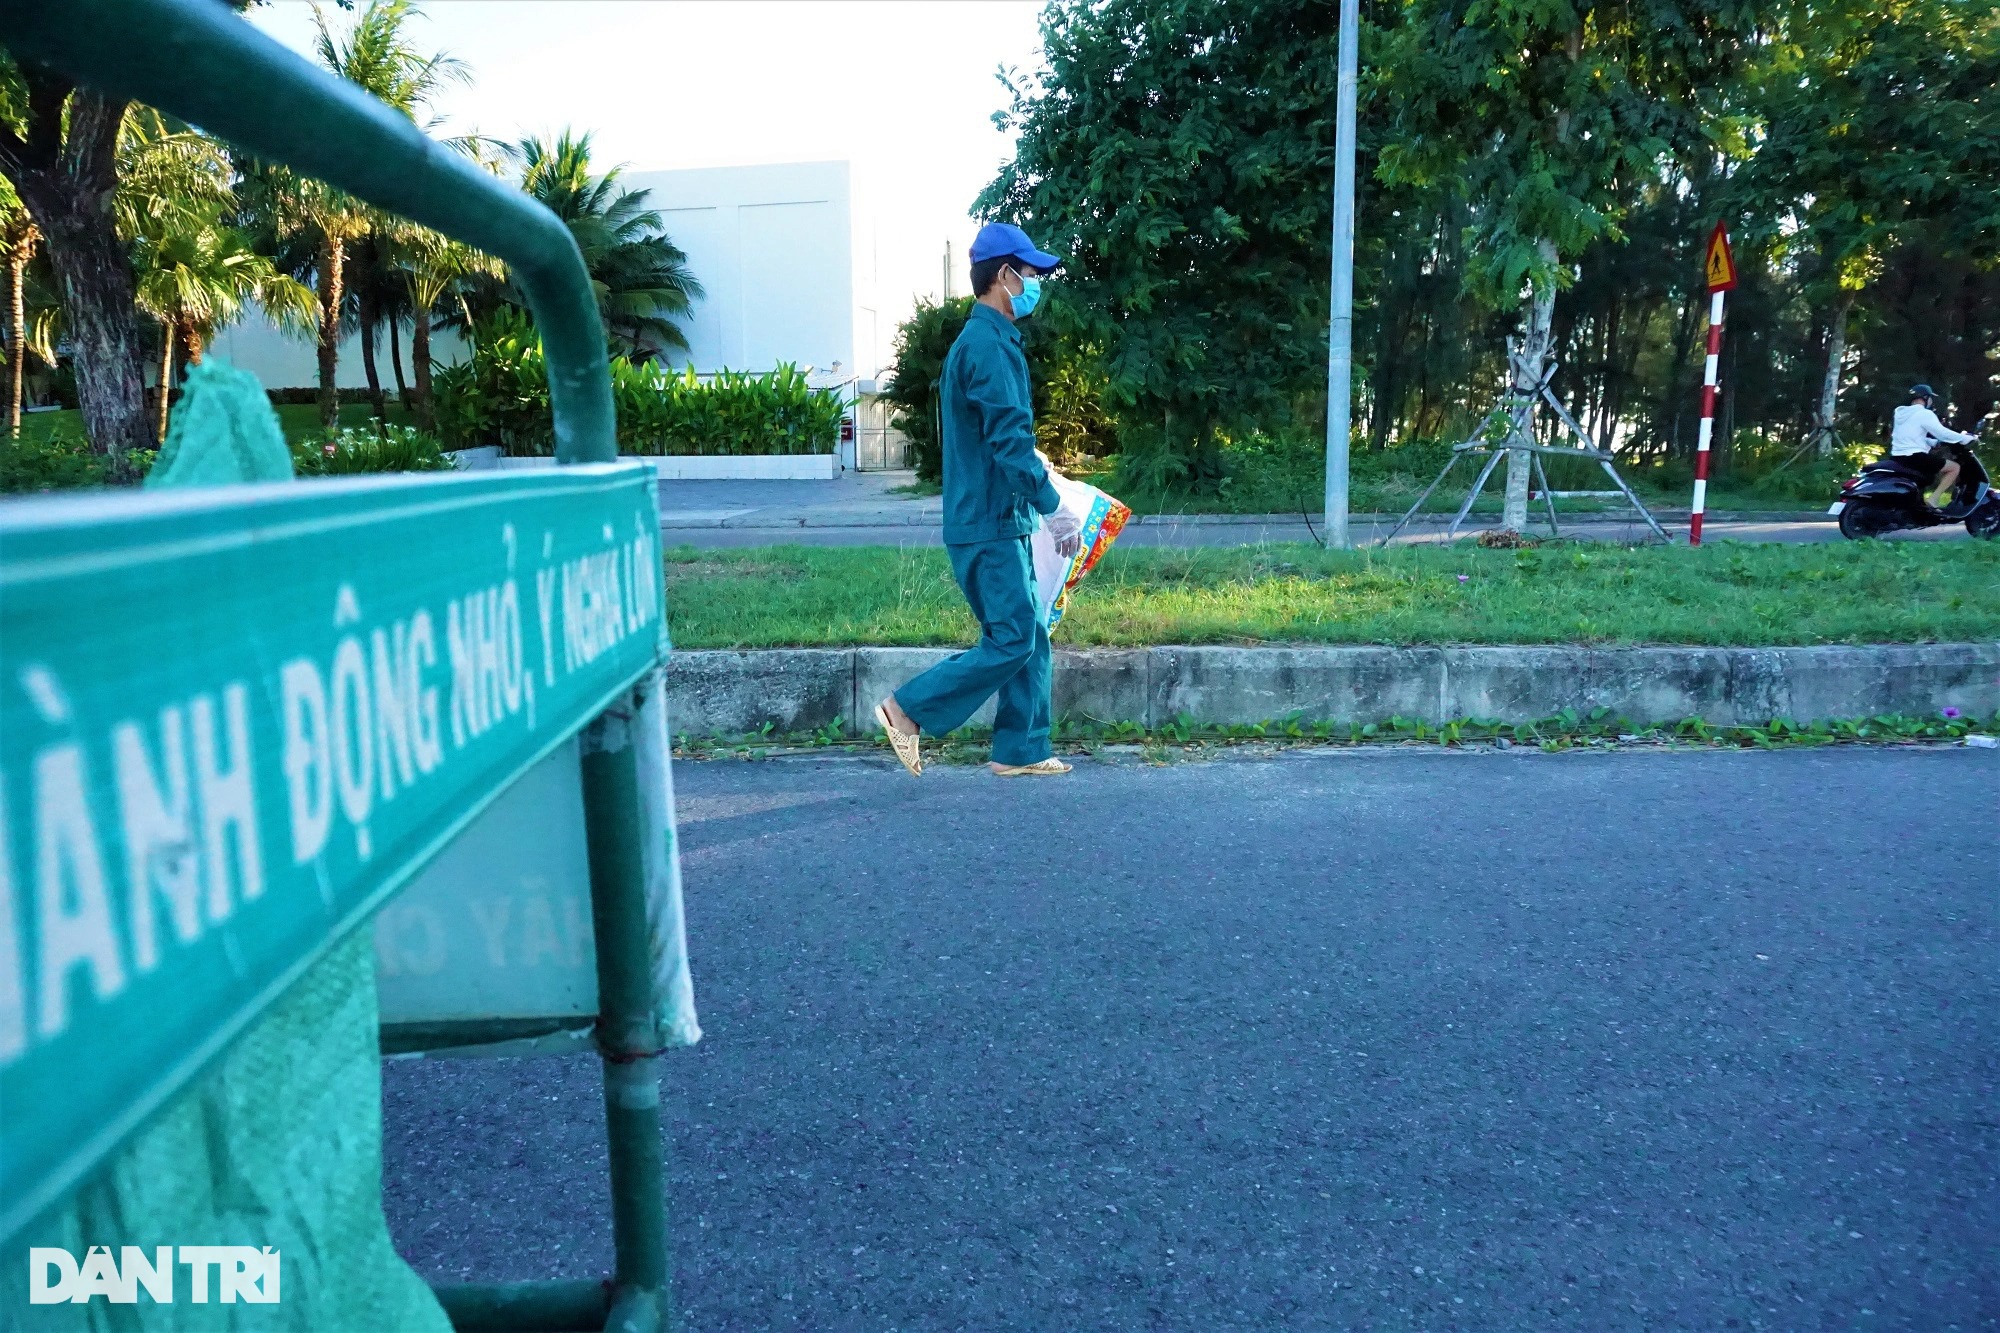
939, 303, 1061, 544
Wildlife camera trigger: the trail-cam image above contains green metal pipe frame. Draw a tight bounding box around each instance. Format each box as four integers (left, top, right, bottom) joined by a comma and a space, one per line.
2, 2, 673, 1327
580, 691, 670, 1330
0, 0, 616, 465
433, 1279, 614, 1333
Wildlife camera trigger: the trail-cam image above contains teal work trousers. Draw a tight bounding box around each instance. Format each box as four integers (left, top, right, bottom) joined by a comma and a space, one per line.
894, 536, 1052, 766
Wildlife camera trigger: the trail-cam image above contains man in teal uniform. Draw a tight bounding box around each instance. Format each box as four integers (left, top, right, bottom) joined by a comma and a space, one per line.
873, 223, 1082, 777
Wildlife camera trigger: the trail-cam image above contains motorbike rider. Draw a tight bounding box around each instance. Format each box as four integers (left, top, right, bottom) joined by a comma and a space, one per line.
1890, 384, 1977, 509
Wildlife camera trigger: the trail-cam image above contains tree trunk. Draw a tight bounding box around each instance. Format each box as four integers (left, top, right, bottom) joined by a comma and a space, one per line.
358, 293, 387, 422
317, 236, 346, 429
0, 83, 154, 457
412, 306, 434, 432
1503, 239, 1560, 531
156, 320, 175, 444
388, 315, 410, 407
182, 322, 206, 367
7, 224, 33, 439
1654, 293, 1703, 461
1814, 291, 1856, 457
0, 83, 152, 457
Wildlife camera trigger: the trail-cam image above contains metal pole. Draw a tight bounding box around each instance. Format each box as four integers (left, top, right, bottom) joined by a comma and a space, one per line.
1323, 0, 1361, 549
580, 685, 670, 1333
1689, 289, 1726, 546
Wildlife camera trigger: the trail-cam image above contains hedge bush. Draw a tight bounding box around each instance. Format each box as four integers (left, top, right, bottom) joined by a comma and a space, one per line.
0, 424, 154, 493
291, 424, 453, 477
0, 419, 449, 493
433, 309, 843, 457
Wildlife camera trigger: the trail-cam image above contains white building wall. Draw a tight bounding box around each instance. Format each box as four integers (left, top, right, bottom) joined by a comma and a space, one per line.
205, 317, 468, 392
198, 160, 883, 460
625, 161, 865, 381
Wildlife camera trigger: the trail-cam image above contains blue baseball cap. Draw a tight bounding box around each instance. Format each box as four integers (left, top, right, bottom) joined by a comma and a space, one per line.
968, 222, 1061, 271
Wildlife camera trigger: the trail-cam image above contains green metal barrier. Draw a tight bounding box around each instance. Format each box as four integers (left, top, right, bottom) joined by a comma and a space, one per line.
0, 1, 680, 1328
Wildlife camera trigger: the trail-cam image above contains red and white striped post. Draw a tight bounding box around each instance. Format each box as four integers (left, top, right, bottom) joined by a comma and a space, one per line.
1689, 222, 1737, 546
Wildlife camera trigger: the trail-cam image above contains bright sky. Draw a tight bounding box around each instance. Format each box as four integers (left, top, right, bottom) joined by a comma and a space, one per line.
247, 1, 1050, 340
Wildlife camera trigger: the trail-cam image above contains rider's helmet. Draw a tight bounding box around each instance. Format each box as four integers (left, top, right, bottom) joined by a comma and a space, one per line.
1910, 383, 1936, 405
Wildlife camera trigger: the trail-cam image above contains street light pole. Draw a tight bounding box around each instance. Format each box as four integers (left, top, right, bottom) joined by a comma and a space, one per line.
1322, 0, 1360, 549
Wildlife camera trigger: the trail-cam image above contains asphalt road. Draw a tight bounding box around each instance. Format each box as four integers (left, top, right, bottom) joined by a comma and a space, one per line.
381, 747, 1997, 1331
651, 472, 1975, 548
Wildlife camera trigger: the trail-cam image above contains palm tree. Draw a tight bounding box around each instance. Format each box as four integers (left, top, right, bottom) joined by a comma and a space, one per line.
387, 222, 503, 429
1, 179, 40, 438
509, 132, 703, 360
132, 206, 316, 439
0, 50, 154, 455
290, 0, 468, 427
115, 108, 234, 241
345, 230, 409, 420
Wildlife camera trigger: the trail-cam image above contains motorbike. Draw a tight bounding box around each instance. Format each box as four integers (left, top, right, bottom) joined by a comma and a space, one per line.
1830, 437, 2000, 540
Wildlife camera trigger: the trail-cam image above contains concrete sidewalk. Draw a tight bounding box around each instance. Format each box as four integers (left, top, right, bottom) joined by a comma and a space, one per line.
654, 471, 1961, 547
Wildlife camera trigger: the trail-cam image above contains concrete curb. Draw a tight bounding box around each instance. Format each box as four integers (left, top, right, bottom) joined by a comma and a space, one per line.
664, 643, 2000, 738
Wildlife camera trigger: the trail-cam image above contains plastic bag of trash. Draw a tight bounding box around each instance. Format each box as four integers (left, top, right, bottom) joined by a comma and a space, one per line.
1031, 469, 1132, 631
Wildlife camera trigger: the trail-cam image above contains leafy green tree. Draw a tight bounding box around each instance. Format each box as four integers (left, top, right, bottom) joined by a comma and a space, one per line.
508, 131, 702, 360
881, 294, 1117, 483
980, 0, 1363, 491
1737, 0, 1999, 452
1376, 0, 1759, 527
880, 297, 970, 482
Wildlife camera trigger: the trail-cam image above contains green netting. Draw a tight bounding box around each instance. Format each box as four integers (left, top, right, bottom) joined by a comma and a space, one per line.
144, 362, 295, 488
3, 937, 451, 1332
0, 366, 447, 1331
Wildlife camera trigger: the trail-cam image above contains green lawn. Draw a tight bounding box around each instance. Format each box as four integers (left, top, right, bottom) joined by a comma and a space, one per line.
880, 465, 1791, 516
16, 400, 420, 448
664, 540, 2000, 650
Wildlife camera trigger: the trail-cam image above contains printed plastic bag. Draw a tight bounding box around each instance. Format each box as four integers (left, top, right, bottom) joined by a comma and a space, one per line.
1031, 471, 1132, 630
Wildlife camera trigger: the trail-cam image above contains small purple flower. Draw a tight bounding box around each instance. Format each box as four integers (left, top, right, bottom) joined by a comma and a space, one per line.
1942, 707, 1962, 720
1456, 574, 1469, 583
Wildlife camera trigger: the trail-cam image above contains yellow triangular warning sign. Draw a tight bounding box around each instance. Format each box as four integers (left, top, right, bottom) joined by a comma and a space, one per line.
1704, 223, 1737, 292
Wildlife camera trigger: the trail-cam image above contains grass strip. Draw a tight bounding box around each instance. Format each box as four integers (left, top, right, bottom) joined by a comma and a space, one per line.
675, 710, 1998, 764
665, 540, 2000, 649
14, 402, 422, 449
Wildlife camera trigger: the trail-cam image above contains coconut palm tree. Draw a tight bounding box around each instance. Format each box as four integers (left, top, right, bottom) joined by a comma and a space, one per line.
282, 0, 468, 427
508, 131, 703, 361
1, 179, 40, 438
133, 206, 316, 438
115, 108, 234, 242
386, 222, 502, 429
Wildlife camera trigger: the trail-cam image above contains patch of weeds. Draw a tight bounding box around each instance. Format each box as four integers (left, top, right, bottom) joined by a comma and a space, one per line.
676, 708, 1997, 762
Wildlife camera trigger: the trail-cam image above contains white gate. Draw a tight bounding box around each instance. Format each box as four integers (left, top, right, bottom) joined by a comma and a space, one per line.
854, 393, 913, 471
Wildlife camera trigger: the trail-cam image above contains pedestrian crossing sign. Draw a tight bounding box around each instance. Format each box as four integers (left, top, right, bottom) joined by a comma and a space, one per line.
1704, 222, 1738, 292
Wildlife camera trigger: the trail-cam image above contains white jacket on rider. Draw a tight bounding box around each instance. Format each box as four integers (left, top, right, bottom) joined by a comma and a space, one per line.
1891, 404, 1973, 456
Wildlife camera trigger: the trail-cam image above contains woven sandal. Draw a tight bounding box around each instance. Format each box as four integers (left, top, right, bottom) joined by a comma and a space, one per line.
873, 701, 922, 776
991, 757, 1072, 777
